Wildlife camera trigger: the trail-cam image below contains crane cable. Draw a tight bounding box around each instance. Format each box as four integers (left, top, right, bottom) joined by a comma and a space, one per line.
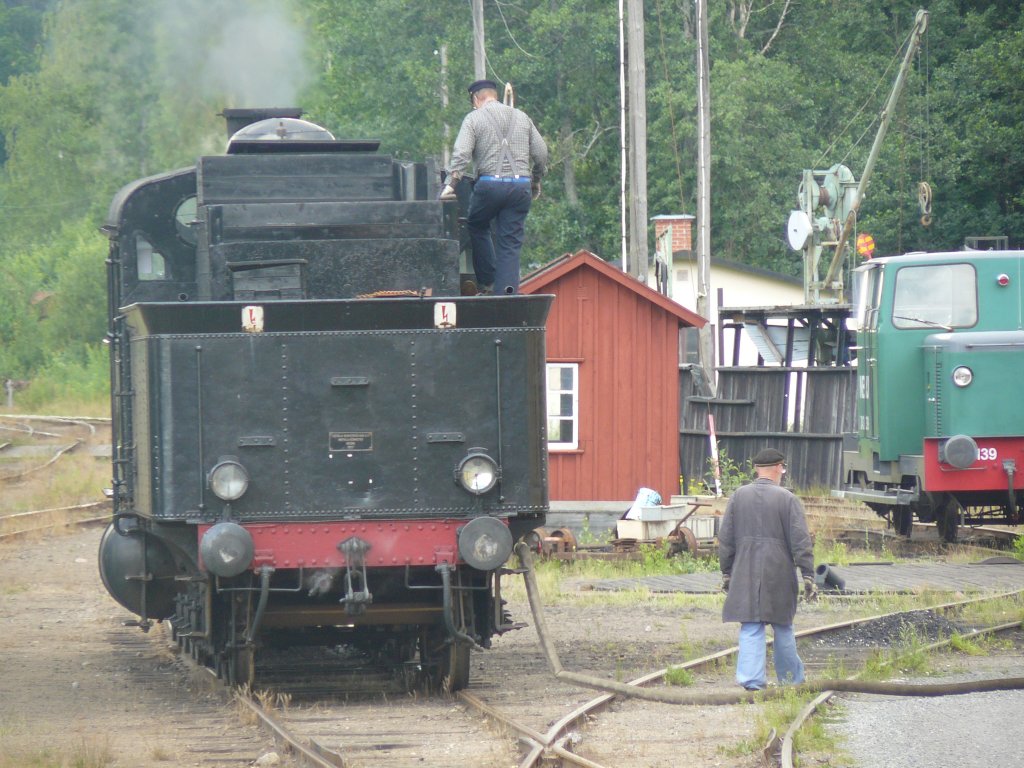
917, 30, 933, 227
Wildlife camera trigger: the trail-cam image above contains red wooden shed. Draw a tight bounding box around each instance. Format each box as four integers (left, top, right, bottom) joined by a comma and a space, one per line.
520, 250, 707, 503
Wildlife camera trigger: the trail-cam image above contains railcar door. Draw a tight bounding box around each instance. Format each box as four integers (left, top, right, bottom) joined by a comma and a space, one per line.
854, 263, 883, 442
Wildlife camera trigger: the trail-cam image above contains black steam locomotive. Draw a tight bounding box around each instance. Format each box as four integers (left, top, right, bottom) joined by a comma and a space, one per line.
98, 108, 551, 690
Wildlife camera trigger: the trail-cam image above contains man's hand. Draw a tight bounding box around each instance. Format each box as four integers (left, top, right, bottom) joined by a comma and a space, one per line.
721, 575, 730, 593
440, 184, 457, 201
531, 179, 542, 200
803, 576, 818, 602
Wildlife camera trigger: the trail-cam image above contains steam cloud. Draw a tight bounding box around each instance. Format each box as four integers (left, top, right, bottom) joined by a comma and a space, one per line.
157, 0, 313, 108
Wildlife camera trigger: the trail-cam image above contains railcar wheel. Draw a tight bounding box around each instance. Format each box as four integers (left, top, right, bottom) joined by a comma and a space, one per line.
893, 506, 913, 537
936, 499, 961, 543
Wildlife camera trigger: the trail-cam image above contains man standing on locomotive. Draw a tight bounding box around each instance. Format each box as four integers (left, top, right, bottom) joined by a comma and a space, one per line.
719, 448, 816, 690
441, 79, 548, 296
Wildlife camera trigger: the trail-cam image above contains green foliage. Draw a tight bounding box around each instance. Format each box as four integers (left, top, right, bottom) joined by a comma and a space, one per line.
16, 346, 109, 413
1012, 534, 1024, 561
663, 665, 694, 687
706, 447, 752, 496
948, 632, 985, 656
2, 0, 1024, 393
814, 540, 850, 567
639, 542, 718, 576
863, 624, 931, 679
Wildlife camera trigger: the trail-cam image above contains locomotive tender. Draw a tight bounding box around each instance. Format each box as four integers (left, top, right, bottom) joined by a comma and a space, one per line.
98, 108, 551, 689
838, 249, 1024, 541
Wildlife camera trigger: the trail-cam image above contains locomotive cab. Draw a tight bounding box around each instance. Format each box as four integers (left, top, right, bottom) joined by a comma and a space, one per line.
838, 250, 1024, 540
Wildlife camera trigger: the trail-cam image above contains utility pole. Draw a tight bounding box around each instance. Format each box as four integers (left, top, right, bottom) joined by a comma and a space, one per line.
471, 0, 486, 80
625, 0, 648, 283
695, 0, 715, 392
618, 0, 628, 270
440, 44, 451, 168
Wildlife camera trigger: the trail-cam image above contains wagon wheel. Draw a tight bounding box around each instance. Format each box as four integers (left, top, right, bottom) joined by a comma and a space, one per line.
522, 527, 549, 553
547, 527, 577, 551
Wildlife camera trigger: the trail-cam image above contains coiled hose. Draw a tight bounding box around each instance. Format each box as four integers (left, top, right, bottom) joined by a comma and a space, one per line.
514, 543, 1024, 704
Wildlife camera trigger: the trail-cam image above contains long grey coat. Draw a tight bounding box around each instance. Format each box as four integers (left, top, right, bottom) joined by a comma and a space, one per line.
720, 478, 814, 625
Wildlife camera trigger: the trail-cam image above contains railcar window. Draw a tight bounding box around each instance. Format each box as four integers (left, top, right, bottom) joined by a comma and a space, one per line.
135, 233, 166, 281
546, 363, 579, 451
891, 263, 976, 330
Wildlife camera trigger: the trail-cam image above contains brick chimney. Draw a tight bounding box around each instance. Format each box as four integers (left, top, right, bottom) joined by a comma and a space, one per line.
652, 214, 695, 254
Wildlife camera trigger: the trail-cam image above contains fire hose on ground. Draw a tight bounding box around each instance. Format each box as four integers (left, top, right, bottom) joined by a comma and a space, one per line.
514, 542, 1024, 705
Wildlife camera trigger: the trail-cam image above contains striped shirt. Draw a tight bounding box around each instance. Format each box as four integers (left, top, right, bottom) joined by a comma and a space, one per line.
449, 100, 548, 181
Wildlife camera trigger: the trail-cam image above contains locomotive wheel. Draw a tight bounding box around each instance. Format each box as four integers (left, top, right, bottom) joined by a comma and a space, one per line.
421, 626, 471, 692
228, 645, 255, 688
440, 638, 471, 692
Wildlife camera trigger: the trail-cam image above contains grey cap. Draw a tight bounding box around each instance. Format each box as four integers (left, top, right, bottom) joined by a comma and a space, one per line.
752, 448, 786, 467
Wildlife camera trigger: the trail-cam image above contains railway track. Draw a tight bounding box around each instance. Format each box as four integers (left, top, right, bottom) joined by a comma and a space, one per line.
0, 413, 111, 542
210, 564, 1023, 768
0, 502, 110, 542
4, 517, 1020, 768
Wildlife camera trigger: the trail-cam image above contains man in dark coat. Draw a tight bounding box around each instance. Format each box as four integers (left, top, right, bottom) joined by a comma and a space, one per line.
719, 448, 815, 690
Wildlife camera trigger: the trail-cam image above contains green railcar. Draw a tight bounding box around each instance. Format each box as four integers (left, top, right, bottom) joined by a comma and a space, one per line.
839, 250, 1024, 541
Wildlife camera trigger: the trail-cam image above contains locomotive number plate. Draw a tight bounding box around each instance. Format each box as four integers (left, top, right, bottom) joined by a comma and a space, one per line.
329, 432, 373, 452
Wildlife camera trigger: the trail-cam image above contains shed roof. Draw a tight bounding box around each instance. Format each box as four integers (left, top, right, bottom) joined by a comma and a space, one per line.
521, 250, 707, 328
673, 251, 802, 287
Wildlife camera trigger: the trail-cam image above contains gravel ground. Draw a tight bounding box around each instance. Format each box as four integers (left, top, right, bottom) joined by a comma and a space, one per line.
830, 646, 1024, 768
2, 524, 1022, 768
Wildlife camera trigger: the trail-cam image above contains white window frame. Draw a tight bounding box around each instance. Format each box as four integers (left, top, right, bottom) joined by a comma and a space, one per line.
546, 362, 579, 451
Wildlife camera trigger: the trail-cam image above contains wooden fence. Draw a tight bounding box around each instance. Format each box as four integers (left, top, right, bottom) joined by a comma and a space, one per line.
679, 365, 856, 494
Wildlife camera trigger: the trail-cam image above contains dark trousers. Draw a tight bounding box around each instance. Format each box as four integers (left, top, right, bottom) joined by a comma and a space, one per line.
466, 180, 532, 294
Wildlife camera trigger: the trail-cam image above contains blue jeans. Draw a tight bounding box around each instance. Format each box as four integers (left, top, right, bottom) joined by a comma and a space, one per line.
736, 622, 804, 690
466, 179, 532, 294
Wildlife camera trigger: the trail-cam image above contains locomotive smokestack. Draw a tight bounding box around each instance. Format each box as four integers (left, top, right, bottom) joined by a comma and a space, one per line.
220, 107, 302, 139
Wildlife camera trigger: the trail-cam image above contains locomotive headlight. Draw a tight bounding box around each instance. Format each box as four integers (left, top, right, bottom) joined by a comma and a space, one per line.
951, 366, 973, 387
209, 459, 250, 501
455, 451, 499, 495
458, 516, 513, 570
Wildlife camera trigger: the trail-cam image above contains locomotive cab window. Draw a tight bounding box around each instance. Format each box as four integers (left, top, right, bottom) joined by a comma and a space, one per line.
854, 263, 883, 332
546, 363, 579, 451
891, 263, 977, 330
135, 233, 167, 281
